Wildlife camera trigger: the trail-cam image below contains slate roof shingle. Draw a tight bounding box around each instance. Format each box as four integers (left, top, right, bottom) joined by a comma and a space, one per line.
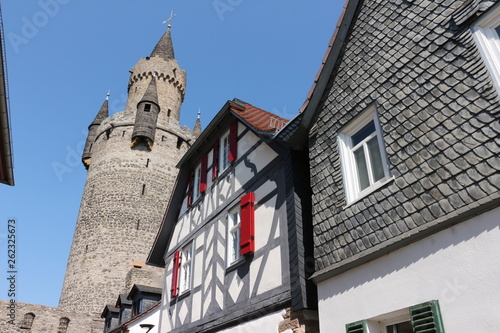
307, 0, 500, 280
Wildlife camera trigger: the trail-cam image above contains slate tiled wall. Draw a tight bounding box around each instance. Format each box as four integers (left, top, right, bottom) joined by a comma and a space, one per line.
310, 0, 499, 274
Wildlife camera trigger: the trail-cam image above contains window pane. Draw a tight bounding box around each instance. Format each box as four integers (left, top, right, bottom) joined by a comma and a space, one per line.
495, 25, 500, 37
351, 121, 375, 146
367, 137, 385, 182
222, 136, 230, 169
354, 147, 370, 191
395, 321, 412, 333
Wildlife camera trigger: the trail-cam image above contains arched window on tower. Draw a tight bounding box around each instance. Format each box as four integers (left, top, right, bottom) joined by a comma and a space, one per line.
57, 317, 70, 333
20, 312, 35, 329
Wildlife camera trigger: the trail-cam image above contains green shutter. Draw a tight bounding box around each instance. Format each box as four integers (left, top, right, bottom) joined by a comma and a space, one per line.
410, 300, 445, 333
346, 320, 367, 333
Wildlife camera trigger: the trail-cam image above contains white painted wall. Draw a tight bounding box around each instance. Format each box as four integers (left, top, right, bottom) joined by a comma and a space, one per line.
317, 206, 500, 332
216, 308, 284, 333
126, 304, 161, 333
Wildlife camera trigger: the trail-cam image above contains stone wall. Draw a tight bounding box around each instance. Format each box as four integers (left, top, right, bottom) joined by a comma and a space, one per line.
0, 300, 97, 332
59, 36, 194, 315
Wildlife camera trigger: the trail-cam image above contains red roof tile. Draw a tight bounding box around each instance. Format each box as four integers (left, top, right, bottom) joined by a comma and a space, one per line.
230, 102, 289, 132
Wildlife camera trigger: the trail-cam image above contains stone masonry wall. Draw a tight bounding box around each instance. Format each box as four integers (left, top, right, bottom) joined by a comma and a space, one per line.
0, 300, 97, 332
59, 49, 193, 315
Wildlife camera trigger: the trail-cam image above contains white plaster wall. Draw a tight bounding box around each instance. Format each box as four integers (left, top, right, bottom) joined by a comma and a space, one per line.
216, 308, 284, 333
317, 206, 500, 332
235, 130, 278, 190
127, 305, 161, 333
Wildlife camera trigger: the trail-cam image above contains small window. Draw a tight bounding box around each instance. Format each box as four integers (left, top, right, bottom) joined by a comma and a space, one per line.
346, 300, 445, 333
105, 317, 113, 330
133, 299, 143, 316
338, 106, 391, 204
386, 321, 412, 333
20, 313, 35, 329
58, 317, 70, 333
227, 207, 241, 265
144, 103, 151, 112
220, 132, 231, 171
192, 165, 201, 201
472, 5, 500, 94
179, 243, 193, 294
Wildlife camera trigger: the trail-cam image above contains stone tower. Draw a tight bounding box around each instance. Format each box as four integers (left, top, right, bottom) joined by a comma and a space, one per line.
59, 28, 196, 315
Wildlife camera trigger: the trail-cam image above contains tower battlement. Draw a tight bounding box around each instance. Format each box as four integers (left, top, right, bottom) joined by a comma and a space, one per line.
60, 28, 197, 316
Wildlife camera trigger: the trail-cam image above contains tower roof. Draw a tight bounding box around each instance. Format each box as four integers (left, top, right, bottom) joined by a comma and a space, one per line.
91, 95, 109, 126
150, 28, 175, 61
193, 110, 202, 137
139, 77, 160, 107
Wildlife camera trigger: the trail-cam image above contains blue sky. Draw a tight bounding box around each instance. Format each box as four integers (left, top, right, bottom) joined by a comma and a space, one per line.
0, 1, 342, 307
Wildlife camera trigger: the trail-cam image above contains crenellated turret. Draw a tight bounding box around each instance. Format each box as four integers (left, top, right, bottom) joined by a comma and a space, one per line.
60, 27, 195, 314
82, 93, 109, 168
131, 77, 160, 150
125, 27, 186, 128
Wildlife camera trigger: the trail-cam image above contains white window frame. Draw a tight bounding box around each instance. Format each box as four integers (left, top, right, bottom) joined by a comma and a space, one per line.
338, 106, 391, 205
472, 4, 500, 94
193, 164, 201, 201
179, 243, 193, 294
220, 131, 231, 172
366, 308, 411, 332
226, 207, 241, 266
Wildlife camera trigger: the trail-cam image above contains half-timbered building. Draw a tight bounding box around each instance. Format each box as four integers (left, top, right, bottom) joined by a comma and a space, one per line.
291, 0, 500, 332
148, 99, 318, 333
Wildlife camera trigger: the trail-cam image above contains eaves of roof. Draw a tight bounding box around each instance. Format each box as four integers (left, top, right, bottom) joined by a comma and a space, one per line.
282, 0, 361, 147
0, 6, 14, 186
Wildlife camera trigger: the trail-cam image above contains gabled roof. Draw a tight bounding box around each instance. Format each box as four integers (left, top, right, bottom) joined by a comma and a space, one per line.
128, 284, 162, 300
279, 0, 360, 147
176, 98, 287, 169
147, 99, 288, 266
101, 304, 119, 318
116, 294, 132, 307
230, 100, 288, 133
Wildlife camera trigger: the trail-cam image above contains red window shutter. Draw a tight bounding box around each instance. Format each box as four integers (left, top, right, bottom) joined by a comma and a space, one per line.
200, 155, 208, 193
229, 120, 238, 162
240, 192, 255, 255
187, 170, 194, 207
212, 141, 219, 180
170, 250, 181, 298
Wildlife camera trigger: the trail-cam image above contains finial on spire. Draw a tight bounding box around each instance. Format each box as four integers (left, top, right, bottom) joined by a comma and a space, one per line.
163, 9, 176, 27
193, 108, 202, 138
106, 90, 110, 100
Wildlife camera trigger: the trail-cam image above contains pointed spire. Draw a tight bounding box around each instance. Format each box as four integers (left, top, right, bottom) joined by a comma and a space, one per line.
150, 28, 175, 61
91, 92, 110, 126
193, 109, 202, 138
139, 76, 160, 107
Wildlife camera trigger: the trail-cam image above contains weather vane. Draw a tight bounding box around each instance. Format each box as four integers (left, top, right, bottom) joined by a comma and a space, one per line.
163, 9, 176, 28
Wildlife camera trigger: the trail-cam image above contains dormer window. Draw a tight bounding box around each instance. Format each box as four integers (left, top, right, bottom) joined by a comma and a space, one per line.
133, 299, 143, 316
144, 104, 151, 112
